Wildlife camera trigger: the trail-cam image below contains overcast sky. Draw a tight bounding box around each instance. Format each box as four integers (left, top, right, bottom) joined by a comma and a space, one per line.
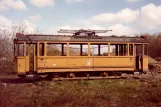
0, 0, 161, 36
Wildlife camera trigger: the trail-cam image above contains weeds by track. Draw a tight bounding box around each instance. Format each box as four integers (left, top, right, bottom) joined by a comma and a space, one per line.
0, 73, 161, 107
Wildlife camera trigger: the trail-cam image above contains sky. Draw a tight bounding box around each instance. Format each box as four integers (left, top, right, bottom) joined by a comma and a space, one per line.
0, 0, 161, 36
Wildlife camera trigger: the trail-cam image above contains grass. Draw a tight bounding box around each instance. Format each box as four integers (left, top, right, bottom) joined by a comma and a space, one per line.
0, 75, 161, 107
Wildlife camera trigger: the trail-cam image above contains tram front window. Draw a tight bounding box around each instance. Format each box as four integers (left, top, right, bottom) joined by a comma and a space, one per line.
14, 43, 25, 56
144, 44, 148, 56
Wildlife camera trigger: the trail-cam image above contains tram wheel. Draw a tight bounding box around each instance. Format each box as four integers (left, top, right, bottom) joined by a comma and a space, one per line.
46, 74, 54, 81
68, 73, 75, 78
18, 74, 26, 78
101, 72, 108, 77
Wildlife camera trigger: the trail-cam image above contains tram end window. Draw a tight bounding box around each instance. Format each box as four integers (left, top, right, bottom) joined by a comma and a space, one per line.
14, 43, 25, 56
26, 44, 29, 56
129, 44, 133, 56
134, 44, 148, 56
135, 44, 143, 55
144, 44, 148, 56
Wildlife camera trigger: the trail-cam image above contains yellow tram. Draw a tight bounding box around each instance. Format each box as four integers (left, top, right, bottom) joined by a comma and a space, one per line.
13, 29, 148, 78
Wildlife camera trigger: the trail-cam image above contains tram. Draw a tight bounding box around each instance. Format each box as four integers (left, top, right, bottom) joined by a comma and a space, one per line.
13, 29, 148, 79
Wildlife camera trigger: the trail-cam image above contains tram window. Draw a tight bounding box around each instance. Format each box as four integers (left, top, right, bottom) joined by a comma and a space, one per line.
47, 43, 67, 56
110, 44, 128, 56
81, 44, 88, 56
14, 44, 24, 56
39, 43, 44, 56
129, 44, 133, 56
69, 44, 80, 56
26, 44, 29, 56
14, 44, 18, 56
90, 45, 98, 56
110, 45, 116, 56
35, 44, 37, 56
144, 44, 148, 55
24, 44, 36, 56
135, 44, 142, 55
90, 44, 108, 56
62, 44, 67, 56
119, 44, 128, 56
100, 45, 108, 56
68, 44, 88, 56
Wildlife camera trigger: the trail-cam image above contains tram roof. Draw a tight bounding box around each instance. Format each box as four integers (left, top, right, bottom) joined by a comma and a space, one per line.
14, 33, 148, 43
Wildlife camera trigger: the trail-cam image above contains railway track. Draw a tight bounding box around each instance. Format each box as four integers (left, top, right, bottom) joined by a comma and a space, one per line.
20, 70, 158, 82
50, 76, 123, 81
44, 71, 159, 81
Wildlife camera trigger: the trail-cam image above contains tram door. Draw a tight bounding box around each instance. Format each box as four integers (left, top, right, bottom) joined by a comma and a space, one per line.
28, 44, 37, 72
14, 43, 26, 73
135, 44, 143, 71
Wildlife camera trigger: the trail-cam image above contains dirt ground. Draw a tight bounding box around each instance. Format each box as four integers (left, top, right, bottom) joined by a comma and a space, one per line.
0, 72, 161, 107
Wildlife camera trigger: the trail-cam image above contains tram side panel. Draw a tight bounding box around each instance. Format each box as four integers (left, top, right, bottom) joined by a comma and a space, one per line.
14, 57, 26, 75
36, 56, 135, 73
93, 57, 134, 71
